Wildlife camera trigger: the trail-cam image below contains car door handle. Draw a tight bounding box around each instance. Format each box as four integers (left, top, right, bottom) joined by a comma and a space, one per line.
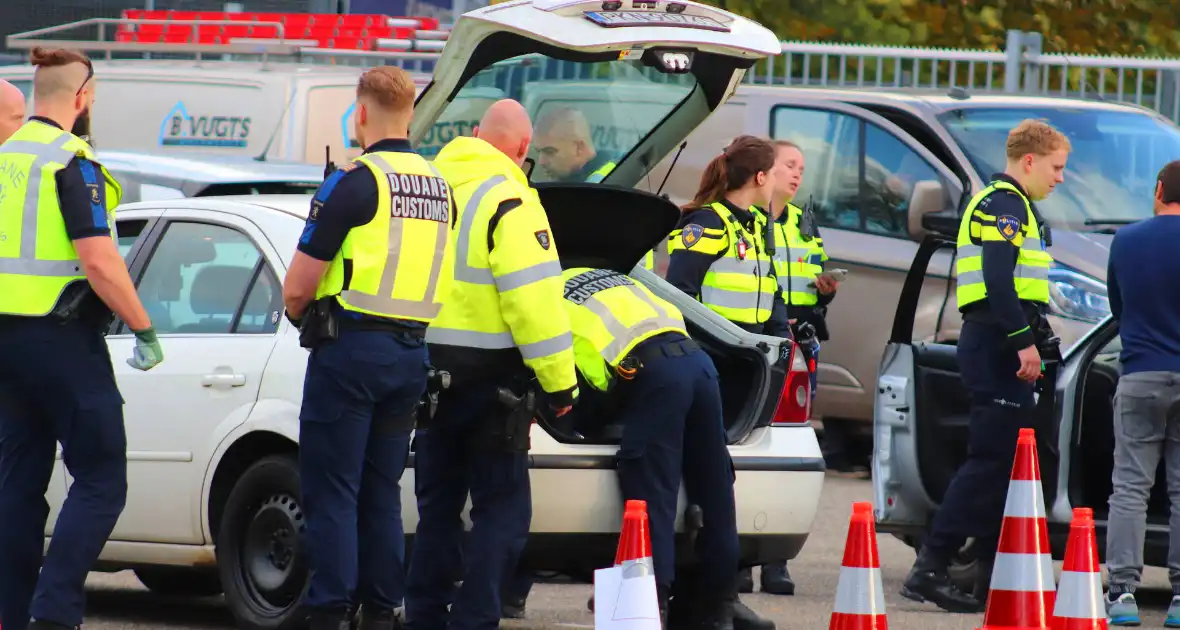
202, 373, 246, 388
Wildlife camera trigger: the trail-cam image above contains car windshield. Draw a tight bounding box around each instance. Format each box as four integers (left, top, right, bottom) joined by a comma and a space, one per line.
418, 52, 697, 184
938, 106, 1180, 230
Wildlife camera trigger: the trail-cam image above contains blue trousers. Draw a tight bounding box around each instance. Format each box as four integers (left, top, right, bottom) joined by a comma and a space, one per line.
0, 318, 128, 630
615, 336, 739, 599
923, 321, 1036, 563
406, 380, 532, 630
298, 329, 427, 614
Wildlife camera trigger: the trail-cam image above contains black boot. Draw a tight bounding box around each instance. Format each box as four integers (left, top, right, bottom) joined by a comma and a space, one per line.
690, 595, 735, 630
29, 620, 76, 630
502, 593, 527, 619
759, 560, 795, 596
731, 596, 775, 630
736, 566, 754, 593
357, 606, 400, 630
308, 610, 352, 630
899, 546, 983, 613
972, 557, 994, 607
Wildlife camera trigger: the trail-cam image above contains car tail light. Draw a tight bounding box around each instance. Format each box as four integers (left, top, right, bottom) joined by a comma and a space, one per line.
771, 342, 812, 426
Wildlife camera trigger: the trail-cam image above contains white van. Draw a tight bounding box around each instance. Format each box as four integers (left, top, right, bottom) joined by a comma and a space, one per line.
0, 59, 429, 165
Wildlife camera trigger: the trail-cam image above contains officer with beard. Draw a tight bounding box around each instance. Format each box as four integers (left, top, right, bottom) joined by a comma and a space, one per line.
0, 46, 163, 630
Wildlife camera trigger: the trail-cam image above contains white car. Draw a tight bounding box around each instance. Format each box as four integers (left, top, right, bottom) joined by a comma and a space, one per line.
54, 2, 824, 629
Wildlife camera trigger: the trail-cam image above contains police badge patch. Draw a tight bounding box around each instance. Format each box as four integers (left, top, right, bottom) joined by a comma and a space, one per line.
681, 223, 704, 248
535, 229, 551, 250
996, 215, 1021, 241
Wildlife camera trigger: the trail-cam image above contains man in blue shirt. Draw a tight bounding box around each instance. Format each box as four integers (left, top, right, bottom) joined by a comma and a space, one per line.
1103, 159, 1180, 626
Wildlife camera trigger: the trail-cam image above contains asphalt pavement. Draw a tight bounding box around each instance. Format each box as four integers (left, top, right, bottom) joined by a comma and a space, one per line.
76, 474, 1177, 629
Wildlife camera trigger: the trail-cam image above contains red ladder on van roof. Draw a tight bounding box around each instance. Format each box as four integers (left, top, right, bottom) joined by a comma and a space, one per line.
113, 10, 450, 53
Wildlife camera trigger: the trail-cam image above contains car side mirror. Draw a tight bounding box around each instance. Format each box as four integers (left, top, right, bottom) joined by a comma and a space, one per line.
907, 179, 960, 240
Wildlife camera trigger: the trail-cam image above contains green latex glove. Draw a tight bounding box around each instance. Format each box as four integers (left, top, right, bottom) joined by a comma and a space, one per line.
128, 326, 164, 371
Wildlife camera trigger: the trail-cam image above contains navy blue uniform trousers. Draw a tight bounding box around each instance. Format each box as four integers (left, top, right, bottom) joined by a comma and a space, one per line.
299, 329, 427, 614
923, 320, 1037, 564
615, 335, 739, 600
406, 379, 532, 630
0, 317, 128, 630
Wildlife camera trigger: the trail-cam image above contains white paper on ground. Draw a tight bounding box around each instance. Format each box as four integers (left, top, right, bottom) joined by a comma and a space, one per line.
593, 565, 662, 629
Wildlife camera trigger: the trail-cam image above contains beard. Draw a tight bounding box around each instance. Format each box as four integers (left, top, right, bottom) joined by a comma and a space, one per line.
72, 108, 92, 146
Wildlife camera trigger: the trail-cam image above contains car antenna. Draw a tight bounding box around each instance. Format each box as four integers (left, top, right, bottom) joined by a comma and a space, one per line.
655, 141, 688, 200
324, 145, 337, 179
254, 90, 298, 162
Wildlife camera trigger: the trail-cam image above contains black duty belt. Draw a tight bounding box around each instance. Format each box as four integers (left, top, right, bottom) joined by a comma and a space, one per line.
339, 315, 426, 338
617, 335, 699, 379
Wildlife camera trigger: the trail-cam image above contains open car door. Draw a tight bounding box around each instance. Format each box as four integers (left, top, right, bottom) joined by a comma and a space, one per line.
873, 234, 1063, 550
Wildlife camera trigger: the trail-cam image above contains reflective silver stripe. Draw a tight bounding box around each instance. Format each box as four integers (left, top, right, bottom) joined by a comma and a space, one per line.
957, 264, 1048, 287
339, 156, 448, 319
0, 133, 86, 276
450, 174, 561, 292
580, 284, 682, 362
495, 259, 562, 292
699, 285, 776, 310
1015, 264, 1049, 281
779, 275, 817, 296
454, 175, 508, 285
709, 257, 763, 274
958, 244, 982, 258
424, 326, 572, 360
956, 269, 984, 286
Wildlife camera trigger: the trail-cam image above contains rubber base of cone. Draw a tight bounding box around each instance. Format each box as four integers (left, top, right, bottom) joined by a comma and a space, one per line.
830, 612, 887, 630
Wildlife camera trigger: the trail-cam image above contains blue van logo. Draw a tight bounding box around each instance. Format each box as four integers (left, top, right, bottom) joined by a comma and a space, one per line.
341, 102, 361, 149
159, 101, 253, 148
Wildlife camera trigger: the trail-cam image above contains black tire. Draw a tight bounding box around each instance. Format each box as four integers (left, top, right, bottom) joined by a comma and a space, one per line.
134, 567, 223, 597
217, 454, 309, 630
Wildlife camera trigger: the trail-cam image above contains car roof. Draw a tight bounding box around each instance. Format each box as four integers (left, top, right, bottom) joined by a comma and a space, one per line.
100, 150, 324, 184
736, 85, 1162, 115
118, 194, 314, 219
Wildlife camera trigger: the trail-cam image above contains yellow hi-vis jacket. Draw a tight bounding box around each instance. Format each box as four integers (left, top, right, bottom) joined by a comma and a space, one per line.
0, 120, 121, 317
426, 136, 578, 399
665, 201, 777, 324
314, 151, 456, 323
955, 181, 1053, 309
771, 203, 827, 307
561, 267, 687, 392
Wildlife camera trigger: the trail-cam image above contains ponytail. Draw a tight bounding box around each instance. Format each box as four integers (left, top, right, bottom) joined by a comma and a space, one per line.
681, 135, 776, 212
683, 154, 729, 211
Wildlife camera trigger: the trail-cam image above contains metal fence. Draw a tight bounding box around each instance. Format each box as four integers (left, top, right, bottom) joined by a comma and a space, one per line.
750, 30, 1180, 123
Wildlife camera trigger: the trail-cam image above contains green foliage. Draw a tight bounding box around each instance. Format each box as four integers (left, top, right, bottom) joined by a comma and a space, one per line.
706, 0, 1180, 57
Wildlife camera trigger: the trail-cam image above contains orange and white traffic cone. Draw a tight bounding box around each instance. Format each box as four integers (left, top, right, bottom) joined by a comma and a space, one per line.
594, 499, 662, 629
979, 427, 1056, 630
1051, 508, 1107, 630
830, 501, 887, 630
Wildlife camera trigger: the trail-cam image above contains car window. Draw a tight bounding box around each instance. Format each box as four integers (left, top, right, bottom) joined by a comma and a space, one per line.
134, 221, 265, 335
235, 267, 283, 334
115, 219, 150, 259
771, 105, 951, 238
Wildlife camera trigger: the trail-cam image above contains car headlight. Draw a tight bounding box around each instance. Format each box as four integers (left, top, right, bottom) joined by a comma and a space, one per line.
1047, 263, 1110, 324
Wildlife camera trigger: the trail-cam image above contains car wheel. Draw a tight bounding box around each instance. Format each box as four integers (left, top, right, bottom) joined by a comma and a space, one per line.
134, 567, 223, 597
217, 454, 309, 630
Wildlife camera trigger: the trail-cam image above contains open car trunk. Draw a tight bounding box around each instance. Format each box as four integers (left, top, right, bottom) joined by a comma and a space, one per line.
408, 1, 784, 444
534, 184, 781, 445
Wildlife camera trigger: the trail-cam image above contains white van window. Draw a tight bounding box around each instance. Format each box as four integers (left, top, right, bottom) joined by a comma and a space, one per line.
772, 105, 949, 238
422, 54, 697, 184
